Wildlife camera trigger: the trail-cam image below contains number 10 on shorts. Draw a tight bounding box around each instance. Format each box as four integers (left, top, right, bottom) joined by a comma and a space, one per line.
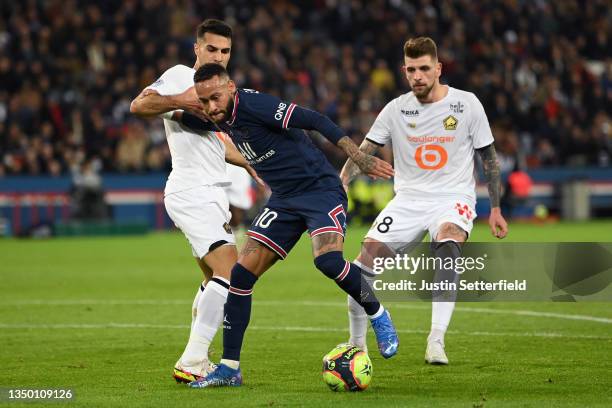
254, 208, 278, 228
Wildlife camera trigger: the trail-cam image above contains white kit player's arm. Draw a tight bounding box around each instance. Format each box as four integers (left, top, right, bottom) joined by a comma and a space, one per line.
130, 65, 203, 117
470, 93, 508, 239
130, 87, 203, 117
477, 143, 508, 239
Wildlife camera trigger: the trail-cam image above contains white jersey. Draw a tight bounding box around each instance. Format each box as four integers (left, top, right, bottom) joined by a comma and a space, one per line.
365, 86, 493, 204
147, 64, 229, 195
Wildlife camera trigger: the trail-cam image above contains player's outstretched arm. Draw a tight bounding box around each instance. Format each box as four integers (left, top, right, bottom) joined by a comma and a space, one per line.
337, 136, 394, 182
130, 87, 203, 117
476, 143, 508, 239
224, 138, 265, 188
339, 138, 381, 189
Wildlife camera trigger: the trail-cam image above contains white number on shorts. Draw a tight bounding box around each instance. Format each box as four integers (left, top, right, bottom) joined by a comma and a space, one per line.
254, 208, 278, 229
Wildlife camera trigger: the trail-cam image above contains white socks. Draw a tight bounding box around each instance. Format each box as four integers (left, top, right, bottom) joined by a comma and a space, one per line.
347, 295, 368, 349
191, 282, 205, 331
180, 277, 229, 367
220, 359, 240, 370
429, 301, 455, 345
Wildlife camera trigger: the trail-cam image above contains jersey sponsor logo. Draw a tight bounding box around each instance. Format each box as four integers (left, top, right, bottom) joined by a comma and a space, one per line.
237, 142, 258, 160
237, 142, 276, 164
401, 109, 419, 117
415, 144, 448, 170
243, 88, 259, 93
274, 102, 288, 120
450, 102, 464, 113
408, 135, 455, 144
443, 115, 458, 130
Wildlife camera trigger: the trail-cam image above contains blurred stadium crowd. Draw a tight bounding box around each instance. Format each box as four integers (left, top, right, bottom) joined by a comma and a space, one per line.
1, 0, 610, 177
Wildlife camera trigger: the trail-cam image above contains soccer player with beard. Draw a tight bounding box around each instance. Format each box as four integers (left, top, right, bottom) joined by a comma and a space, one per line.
340, 37, 508, 365
173, 63, 400, 388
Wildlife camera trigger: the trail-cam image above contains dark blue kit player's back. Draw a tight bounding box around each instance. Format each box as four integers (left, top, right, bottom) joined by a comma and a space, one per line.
220, 88, 349, 258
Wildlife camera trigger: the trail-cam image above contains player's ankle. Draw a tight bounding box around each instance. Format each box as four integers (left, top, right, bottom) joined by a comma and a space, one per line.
220, 359, 240, 370
428, 327, 446, 344
368, 305, 385, 320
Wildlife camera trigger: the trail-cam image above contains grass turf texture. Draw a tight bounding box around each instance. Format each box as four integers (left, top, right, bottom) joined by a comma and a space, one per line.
0, 221, 611, 407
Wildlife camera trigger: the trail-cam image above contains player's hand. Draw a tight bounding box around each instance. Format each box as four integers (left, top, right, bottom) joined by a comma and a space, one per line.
489, 207, 508, 239
173, 86, 204, 113
245, 165, 266, 189
356, 153, 394, 180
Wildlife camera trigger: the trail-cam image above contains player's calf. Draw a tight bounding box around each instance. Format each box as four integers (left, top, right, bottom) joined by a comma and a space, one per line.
428, 238, 463, 365
314, 251, 399, 358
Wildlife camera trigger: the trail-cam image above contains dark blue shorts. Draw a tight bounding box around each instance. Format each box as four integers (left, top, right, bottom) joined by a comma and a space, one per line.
246, 188, 347, 259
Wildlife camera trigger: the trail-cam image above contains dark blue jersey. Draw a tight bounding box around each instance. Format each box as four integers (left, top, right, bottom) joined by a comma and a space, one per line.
183, 88, 345, 197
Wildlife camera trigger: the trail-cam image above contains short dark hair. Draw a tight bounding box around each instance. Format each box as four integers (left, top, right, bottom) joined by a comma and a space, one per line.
196, 19, 233, 40
194, 63, 230, 83
403, 37, 438, 60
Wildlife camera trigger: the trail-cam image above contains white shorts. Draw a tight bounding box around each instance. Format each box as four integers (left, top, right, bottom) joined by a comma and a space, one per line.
164, 185, 235, 259
224, 164, 253, 210
365, 194, 476, 252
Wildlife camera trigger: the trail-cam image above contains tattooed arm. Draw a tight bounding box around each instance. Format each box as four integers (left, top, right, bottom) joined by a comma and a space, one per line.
339, 138, 381, 187
276, 103, 393, 181
476, 143, 508, 238
337, 137, 392, 184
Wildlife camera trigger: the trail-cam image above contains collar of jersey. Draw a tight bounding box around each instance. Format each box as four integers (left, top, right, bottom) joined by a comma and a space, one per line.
227, 91, 240, 125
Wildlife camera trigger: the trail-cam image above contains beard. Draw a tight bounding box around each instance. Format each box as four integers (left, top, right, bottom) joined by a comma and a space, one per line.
412, 82, 434, 99
208, 98, 233, 123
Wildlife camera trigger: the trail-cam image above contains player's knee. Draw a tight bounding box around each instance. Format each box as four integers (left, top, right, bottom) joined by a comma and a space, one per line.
229, 262, 258, 290
314, 251, 346, 280
436, 223, 467, 242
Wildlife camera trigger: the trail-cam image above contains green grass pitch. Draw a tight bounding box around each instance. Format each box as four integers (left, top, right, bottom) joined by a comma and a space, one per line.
1, 221, 611, 407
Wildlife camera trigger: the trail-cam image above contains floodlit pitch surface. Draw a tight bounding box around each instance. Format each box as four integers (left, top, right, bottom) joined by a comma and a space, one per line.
1, 221, 610, 407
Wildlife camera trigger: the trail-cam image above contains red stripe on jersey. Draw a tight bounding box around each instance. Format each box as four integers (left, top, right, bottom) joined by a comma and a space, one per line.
282, 103, 297, 129
228, 92, 240, 125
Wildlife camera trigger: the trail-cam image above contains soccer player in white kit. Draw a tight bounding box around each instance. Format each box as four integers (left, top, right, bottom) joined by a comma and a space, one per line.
340, 37, 508, 365
225, 163, 254, 234
130, 19, 260, 382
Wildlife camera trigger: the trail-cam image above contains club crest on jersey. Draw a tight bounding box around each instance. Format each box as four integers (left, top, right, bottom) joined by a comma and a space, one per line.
223, 222, 232, 234
443, 115, 458, 131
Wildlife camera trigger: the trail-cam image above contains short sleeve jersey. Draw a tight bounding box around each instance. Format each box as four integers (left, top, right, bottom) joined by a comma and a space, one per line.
223, 89, 342, 198
147, 64, 228, 195
365, 86, 494, 203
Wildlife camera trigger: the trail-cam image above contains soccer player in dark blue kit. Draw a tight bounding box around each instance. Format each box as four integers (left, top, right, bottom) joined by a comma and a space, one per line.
175, 63, 399, 388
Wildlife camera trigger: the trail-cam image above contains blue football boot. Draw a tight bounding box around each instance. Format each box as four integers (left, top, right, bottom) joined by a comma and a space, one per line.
189, 363, 242, 388
370, 309, 399, 358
